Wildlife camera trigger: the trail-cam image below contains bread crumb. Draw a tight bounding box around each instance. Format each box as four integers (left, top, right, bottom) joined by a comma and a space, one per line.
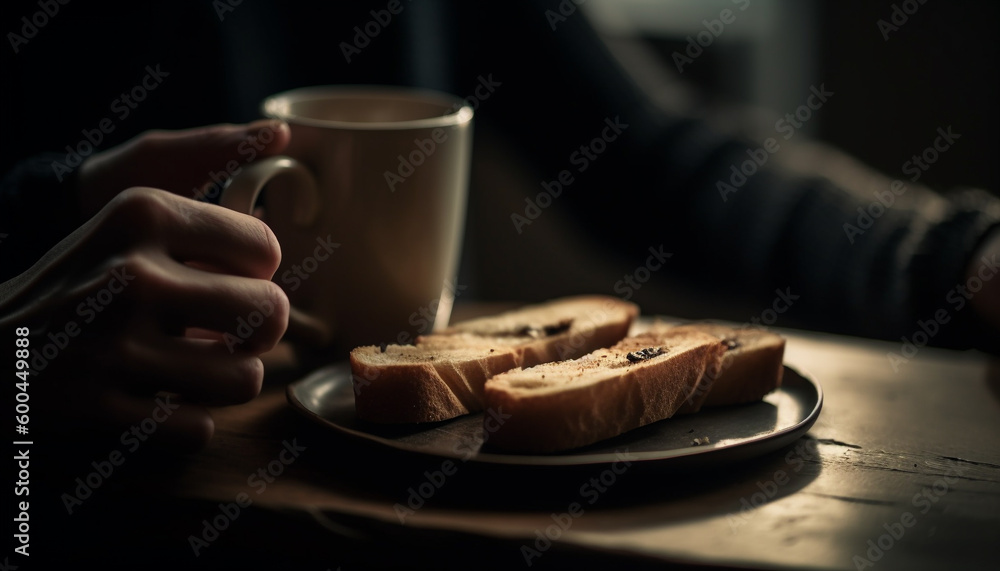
692, 437, 710, 446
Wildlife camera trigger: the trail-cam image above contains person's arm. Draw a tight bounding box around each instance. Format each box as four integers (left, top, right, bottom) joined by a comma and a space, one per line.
456, 0, 1000, 348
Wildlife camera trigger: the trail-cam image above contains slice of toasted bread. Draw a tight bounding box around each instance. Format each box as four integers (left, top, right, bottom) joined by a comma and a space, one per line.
669, 323, 785, 409
350, 345, 520, 423
350, 296, 638, 423
483, 329, 726, 453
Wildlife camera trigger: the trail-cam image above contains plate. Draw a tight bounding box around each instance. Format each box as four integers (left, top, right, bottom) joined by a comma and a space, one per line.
286, 363, 823, 469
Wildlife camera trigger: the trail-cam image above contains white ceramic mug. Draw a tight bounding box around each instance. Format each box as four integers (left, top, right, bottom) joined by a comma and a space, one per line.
220, 86, 473, 355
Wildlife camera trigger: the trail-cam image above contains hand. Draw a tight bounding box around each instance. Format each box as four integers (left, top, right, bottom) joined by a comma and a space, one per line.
77, 119, 291, 219
1, 188, 289, 450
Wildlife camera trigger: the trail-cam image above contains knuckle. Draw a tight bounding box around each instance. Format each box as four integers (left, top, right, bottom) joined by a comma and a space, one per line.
126, 130, 164, 156
116, 250, 150, 276
80, 252, 148, 312
106, 187, 175, 236
107, 250, 171, 307
115, 251, 153, 285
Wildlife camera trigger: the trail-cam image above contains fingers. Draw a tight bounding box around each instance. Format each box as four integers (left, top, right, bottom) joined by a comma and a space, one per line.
77, 119, 291, 216
100, 187, 283, 280
88, 188, 289, 359
139, 119, 292, 191
108, 336, 264, 405
151, 259, 289, 353
161, 193, 283, 279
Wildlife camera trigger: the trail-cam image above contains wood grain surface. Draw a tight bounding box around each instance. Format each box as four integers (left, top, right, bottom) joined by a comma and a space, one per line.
34, 314, 1000, 570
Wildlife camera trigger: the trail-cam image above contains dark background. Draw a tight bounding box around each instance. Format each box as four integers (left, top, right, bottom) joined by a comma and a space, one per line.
3, 1, 995, 189
1, 0, 998, 325
819, 0, 998, 193
626, 0, 998, 194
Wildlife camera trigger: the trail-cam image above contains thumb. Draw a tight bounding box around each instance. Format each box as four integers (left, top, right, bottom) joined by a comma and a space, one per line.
79, 120, 292, 216
144, 119, 292, 178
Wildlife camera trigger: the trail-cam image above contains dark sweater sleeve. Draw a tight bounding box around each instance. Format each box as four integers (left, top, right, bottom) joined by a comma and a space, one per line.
457, 0, 1000, 347
0, 154, 83, 282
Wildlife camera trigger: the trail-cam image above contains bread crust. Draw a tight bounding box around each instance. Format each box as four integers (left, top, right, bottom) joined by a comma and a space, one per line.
669, 323, 785, 407
350, 296, 638, 423
483, 331, 726, 453
350, 348, 519, 423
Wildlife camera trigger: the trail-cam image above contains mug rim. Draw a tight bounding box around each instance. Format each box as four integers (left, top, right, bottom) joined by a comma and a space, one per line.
262, 85, 474, 130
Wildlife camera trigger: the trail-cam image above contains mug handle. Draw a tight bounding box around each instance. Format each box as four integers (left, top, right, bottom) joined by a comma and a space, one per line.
219, 156, 320, 226
219, 156, 332, 347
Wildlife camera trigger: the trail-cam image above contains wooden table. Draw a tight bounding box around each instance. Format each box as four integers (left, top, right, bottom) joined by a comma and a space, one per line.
31, 312, 1000, 570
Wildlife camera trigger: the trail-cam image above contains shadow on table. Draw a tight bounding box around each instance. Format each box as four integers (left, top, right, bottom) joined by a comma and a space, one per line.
26, 387, 819, 571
